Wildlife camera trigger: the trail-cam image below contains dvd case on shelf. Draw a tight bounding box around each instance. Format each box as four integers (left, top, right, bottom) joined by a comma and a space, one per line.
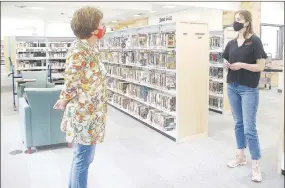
165, 72, 176, 90
137, 33, 148, 49
137, 50, 148, 66
166, 52, 176, 69
164, 32, 176, 48
148, 33, 161, 49
209, 67, 223, 79
210, 52, 223, 63
209, 36, 222, 48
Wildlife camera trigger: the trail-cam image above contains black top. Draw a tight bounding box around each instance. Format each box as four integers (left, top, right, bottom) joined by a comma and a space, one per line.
222, 35, 267, 88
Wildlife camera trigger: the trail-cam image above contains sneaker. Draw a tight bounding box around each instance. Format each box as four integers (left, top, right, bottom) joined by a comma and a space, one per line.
252, 163, 262, 182
227, 154, 247, 168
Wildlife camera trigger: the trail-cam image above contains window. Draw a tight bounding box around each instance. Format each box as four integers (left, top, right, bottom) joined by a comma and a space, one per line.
261, 24, 284, 60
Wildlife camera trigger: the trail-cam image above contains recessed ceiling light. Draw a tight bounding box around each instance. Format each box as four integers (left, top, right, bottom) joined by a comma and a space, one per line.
149, 10, 156, 13
111, 20, 118, 23
163, 5, 176, 9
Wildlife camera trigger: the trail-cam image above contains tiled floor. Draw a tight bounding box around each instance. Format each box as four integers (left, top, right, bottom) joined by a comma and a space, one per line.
1, 85, 284, 188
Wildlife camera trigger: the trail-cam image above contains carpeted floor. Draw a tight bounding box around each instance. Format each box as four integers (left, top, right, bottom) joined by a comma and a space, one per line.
1, 83, 284, 188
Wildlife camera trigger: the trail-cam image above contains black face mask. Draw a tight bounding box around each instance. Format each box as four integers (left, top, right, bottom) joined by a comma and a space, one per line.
233, 21, 244, 31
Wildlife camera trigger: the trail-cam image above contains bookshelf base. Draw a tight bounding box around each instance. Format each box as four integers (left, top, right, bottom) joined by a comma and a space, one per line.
209, 107, 223, 114
108, 102, 176, 142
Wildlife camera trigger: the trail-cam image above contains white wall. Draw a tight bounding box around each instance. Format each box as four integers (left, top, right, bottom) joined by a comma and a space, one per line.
45, 22, 74, 37
148, 7, 224, 31
261, 2, 284, 25
1, 18, 45, 39
1, 18, 75, 39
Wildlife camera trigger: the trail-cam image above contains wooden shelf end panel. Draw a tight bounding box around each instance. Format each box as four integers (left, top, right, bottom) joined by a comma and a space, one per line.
176, 22, 209, 142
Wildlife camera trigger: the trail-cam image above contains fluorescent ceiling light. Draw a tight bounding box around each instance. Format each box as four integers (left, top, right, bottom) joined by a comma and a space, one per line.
134, 14, 141, 17
163, 5, 176, 9
111, 20, 118, 23
29, 7, 44, 10
149, 10, 156, 13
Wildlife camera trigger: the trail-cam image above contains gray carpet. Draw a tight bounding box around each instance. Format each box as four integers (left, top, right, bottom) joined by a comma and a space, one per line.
1, 86, 284, 188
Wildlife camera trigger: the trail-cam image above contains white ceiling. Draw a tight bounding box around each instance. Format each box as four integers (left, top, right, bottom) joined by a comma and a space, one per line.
1, 2, 187, 23
1, 1, 241, 24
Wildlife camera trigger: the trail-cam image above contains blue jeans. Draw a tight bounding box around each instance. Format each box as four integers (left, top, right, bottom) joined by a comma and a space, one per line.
227, 82, 261, 160
69, 144, 96, 188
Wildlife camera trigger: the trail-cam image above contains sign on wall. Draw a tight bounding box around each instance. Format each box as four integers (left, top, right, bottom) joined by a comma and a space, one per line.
159, 16, 173, 23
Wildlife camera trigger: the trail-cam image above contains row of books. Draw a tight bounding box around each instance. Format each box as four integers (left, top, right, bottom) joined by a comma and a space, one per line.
109, 92, 176, 131
209, 67, 223, 79
17, 48, 47, 53
17, 52, 46, 58
49, 61, 66, 68
50, 43, 72, 48
17, 42, 46, 48
209, 96, 223, 109
49, 53, 66, 58
209, 36, 223, 48
107, 78, 176, 112
99, 32, 176, 49
51, 72, 64, 79
17, 62, 46, 69
209, 52, 223, 63
209, 81, 223, 94
100, 51, 176, 69
105, 65, 176, 91
16, 42, 72, 48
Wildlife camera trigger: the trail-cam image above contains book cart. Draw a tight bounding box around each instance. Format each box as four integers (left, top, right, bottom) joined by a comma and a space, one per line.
99, 22, 209, 142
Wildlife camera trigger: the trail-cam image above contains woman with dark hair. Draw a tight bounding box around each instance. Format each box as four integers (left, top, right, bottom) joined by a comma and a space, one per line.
53, 6, 107, 188
223, 10, 267, 182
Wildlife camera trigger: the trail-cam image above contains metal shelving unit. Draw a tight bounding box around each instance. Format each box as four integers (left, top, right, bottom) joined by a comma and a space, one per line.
208, 31, 225, 114
4, 36, 75, 110
11, 36, 74, 85
99, 22, 209, 142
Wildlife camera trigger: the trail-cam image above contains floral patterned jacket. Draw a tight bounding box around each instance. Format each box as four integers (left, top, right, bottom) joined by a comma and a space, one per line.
60, 39, 107, 145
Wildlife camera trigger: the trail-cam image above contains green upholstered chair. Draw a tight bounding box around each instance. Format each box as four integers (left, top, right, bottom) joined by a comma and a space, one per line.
18, 87, 66, 153
17, 70, 55, 99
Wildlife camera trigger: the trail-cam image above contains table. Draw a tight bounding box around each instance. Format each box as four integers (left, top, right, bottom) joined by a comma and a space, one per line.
16, 79, 36, 84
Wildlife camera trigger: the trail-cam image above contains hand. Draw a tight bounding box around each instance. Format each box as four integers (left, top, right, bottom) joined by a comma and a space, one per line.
224, 62, 230, 69
53, 100, 68, 110
229, 62, 244, 71
60, 121, 67, 132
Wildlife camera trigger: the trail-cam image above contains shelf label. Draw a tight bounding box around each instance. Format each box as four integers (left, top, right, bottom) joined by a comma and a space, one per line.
195, 32, 205, 39
195, 33, 205, 36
